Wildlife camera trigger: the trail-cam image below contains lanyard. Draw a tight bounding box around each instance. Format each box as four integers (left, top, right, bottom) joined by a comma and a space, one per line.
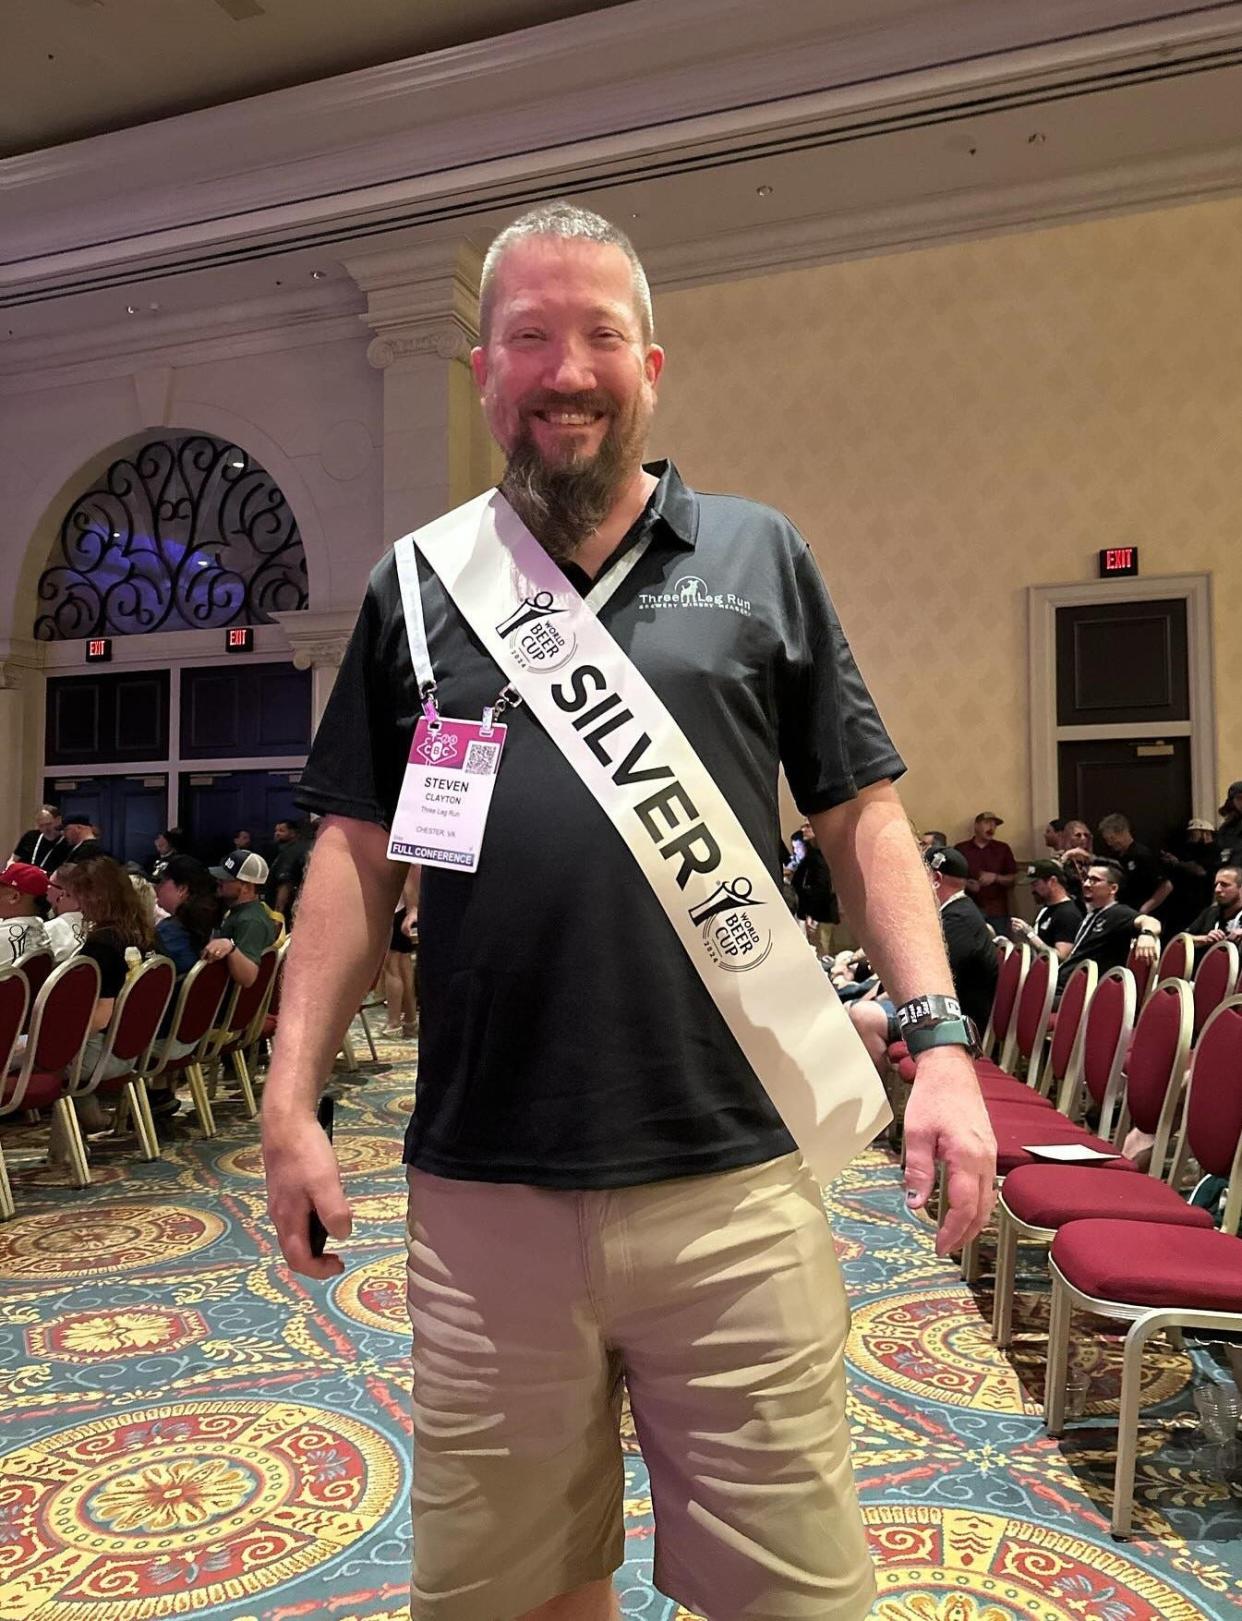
397, 524, 656, 726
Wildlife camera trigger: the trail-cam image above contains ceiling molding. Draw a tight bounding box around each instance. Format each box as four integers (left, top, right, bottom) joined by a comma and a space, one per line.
5, 0, 1242, 298
645, 139, 1242, 290
0, 282, 365, 393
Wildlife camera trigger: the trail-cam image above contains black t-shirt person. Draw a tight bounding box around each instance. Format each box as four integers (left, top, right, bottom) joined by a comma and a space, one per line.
938, 892, 998, 1032
1056, 901, 1139, 993
1034, 898, 1083, 952
1115, 841, 1163, 911
297, 461, 906, 1189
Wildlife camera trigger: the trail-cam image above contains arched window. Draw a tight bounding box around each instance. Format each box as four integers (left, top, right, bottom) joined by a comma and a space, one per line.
35, 433, 309, 640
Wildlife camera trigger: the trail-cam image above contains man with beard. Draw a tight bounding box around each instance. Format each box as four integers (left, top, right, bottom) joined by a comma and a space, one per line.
263, 203, 994, 1621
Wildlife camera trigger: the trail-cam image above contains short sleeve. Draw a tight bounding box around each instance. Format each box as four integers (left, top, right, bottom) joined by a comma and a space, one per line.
295, 563, 409, 828
779, 541, 905, 815
81, 935, 127, 997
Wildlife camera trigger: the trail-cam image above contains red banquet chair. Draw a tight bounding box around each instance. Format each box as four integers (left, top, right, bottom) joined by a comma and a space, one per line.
13, 948, 54, 1031
992, 977, 1197, 1347
1124, 936, 1156, 1008
1154, 931, 1195, 986
955, 968, 1139, 1281
0, 955, 100, 1204
982, 939, 1027, 1063
206, 945, 281, 1118
137, 957, 232, 1138
1191, 939, 1239, 1043
1044, 996, 1242, 1537
73, 955, 177, 1165
975, 942, 1060, 1110
0, 965, 32, 1221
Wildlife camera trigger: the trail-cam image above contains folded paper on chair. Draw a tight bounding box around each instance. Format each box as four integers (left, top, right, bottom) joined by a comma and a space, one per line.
1020, 1143, 1121, 1162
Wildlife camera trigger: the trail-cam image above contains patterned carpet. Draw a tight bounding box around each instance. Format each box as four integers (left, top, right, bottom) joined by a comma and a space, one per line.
1, 1033, 1239, 1621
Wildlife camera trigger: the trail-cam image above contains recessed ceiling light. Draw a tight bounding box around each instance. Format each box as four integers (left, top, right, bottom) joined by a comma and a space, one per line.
125, 304, 138, 315
148, 302, 160, 312
1028, 131, 1047, 145
310, 270, 327, 280
756, 185, 773, 197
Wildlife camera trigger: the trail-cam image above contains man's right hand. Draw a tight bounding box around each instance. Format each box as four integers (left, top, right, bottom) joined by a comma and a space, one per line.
262, 1108, 353, 1279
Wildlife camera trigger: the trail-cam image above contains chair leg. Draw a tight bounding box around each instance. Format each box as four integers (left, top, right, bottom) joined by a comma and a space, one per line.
53, 1096, 91, 1189
186, 1063, 217, 1138
992, 1211, 1018, 1347
960, 1234, 978, 1283
0, 1142, 14, 1221
1113, 1320, 1153, 1539
358, 1007, 379, 1063
338, 1033, 359, 1073
230, 1050, 258, 1119
128, 1080, 158, 1161
1044, 1275, 1072, 1435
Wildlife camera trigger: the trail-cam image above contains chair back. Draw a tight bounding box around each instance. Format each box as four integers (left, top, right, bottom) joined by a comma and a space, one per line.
1049, 959, 1097, 1109
77, 956, 177, 1091
1155, 932, 1194, 984
1005, 943, 1056, 1089
1125, 938, 1155, 1007
985, 939, 1028, 1059
1079, 967, 1135, 1135
1180, 997, 1242, 1234
0, 965, 30, 1080
14, 949, 54, 1030
266, 939, 290, 1023
1, 956, 100, 1114
1192, 940, 1240, 1042
1122, 979, 1193, 1172
219, 946, 281, 1048
146, 958, 232, 1075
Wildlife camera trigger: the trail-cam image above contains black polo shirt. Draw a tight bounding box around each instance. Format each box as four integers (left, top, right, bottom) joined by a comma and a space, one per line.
938, 893, 997, 1032
297, 462, 905, 1188
1056, 901, 1138, 993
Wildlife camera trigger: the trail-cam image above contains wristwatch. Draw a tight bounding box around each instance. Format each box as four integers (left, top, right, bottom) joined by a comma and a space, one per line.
894, 994, 982, 1058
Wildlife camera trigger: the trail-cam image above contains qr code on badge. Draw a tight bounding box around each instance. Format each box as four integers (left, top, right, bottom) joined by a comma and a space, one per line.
463, 740, 500, 775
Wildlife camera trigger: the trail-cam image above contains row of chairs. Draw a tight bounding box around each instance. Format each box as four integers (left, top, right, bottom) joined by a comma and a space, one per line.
0, 942, 287, 1221
917, 931, 1242, 1536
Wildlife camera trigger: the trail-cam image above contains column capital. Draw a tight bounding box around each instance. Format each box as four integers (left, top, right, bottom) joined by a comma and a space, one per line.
345, 239, 484, 370
0, 638, 46, 689
270, 610, 357, 670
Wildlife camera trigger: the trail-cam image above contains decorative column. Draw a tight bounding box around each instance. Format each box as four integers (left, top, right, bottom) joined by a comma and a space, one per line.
0, 639, 47, 858
271, 610, 357, 728
345, 240, 498, 545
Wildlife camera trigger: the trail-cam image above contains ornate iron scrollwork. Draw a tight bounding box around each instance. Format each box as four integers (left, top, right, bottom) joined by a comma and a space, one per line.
35, 435, 308, 640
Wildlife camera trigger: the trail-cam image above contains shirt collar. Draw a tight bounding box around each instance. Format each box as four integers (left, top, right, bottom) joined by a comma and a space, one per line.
642, 460, 698, 549
940, 891, 968, 911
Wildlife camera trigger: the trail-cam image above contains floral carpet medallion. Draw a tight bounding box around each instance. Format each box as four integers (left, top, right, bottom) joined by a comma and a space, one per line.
0, 1036, 1238, 1620
1, 1400, 403, 1619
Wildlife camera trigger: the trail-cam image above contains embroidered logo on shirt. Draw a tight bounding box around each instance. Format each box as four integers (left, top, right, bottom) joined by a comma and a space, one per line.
638, 575, 752, 616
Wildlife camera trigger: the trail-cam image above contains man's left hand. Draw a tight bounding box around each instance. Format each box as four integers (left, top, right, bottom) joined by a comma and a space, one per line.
202, 939, 234, 962
902, 1047, 997, 1257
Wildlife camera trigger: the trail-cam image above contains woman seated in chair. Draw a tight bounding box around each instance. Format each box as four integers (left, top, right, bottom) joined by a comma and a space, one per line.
55, 857, 155, 1130
148, 856, 223, 1112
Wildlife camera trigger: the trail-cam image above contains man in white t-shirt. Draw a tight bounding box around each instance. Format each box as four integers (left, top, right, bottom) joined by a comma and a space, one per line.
44, 868, 86, 962
0, 862, 51, 965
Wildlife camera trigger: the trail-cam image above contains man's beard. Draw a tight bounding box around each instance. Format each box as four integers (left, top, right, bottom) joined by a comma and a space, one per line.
500, 391, 646, 563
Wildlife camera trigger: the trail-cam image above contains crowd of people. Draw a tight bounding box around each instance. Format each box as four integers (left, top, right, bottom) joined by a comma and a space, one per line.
1, 806, 306, 1133
778, 788, 1242, 1067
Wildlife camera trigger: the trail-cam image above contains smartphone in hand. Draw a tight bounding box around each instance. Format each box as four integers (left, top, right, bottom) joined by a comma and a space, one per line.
308, 1092, 336, 1259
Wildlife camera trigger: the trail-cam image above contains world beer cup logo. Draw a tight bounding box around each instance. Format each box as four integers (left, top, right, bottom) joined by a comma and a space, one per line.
496, 591, 577, 673
417, 727, 461, 766
689, 877, 772, 973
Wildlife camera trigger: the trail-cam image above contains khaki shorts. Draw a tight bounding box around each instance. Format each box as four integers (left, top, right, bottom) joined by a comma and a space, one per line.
404, 1153, 875, 1620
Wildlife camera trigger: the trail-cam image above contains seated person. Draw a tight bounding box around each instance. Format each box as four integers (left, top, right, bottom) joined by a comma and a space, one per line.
44, 870, 87, 962
51, 857, 155, 1130
1185, 864, 1242, 956
204, 851, 282, 988
154, 855, 220, 976
850, 845, 997, 1070
0, 862, 51, 965
1011, 860, 1082, 959
1055, 859, 1159, 997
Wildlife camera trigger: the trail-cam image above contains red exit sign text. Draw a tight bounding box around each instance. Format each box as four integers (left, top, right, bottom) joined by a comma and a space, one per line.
1098, 546, 1139, 578
85, 638, 112, 663
226, 626, 254, 653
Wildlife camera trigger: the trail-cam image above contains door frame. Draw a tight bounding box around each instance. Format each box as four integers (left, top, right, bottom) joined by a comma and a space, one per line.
1028, 573, 1216, 836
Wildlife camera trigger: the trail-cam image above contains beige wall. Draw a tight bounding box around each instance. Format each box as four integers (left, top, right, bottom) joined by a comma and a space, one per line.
650, 195, 1242, 859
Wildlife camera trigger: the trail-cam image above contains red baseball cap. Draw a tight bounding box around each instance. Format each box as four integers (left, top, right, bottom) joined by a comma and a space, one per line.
0, 861, 50, 898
